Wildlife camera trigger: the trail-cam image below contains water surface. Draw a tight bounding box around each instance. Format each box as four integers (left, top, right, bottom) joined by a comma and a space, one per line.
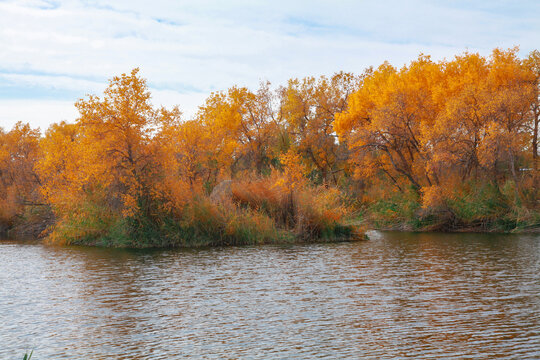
1, 232, 539, 359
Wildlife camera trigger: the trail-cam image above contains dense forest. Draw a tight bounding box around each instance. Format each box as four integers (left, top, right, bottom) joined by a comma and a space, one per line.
1, 48, 538, 247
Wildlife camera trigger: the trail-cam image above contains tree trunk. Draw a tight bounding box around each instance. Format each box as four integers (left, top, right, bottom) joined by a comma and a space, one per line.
508, 149, 523, 203
533, 106, 538, 171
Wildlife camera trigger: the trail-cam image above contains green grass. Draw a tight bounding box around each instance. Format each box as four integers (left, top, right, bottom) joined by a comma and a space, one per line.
367, 187, 421, 229
46, 194, 356, 248
365, 181, 539, 233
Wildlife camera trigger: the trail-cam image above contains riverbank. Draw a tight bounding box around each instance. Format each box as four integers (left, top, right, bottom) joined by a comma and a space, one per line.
6, 181, 364, 248
5, 219, 363, 248
373, 223, 540, 234
358, 214, 540, 233
357, 208, 540, 234
4, 200, 537, 248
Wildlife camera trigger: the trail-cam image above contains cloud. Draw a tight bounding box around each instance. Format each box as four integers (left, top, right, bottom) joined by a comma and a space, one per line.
0, 0, 538, 130
0, 99, 78, 131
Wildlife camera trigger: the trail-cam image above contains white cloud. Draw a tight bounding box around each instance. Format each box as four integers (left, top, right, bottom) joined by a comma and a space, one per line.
0, 0, 538, 129
0, 99, 78, 131
0, 88, 210, 130
0, 73, 103, 93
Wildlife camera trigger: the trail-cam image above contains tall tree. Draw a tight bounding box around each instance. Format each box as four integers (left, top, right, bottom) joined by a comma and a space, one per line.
524, 50, 540, 172
198, 82, 282, 175
282, 72, 358, 184
0, 122, 42, 226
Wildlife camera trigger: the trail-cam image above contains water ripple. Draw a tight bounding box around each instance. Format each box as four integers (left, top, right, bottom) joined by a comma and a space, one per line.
1, 232, 539, 359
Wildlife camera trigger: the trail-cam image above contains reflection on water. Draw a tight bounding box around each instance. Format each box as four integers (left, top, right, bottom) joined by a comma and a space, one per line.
1, 232, 539, 359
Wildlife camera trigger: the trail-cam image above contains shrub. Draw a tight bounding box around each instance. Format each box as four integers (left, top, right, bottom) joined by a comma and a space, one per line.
231, 178, 354, 240
170, 197, 286, 247
47, 198, 124, 246
45, 175, 358, 247
367, 187, 421, 229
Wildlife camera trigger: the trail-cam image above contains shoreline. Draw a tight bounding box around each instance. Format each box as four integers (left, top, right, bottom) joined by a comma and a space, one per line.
372, 223, 540, 234
3, 224, 537, 249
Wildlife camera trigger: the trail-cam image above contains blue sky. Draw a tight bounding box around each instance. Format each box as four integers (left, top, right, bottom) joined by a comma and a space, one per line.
1, 0, 539, 130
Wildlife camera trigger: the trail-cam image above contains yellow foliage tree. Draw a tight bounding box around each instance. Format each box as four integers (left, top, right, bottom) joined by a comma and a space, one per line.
0, 122, 42, 226
282, 72, 358, 184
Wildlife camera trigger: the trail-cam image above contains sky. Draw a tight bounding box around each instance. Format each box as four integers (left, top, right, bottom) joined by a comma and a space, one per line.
1, 0, 539, 131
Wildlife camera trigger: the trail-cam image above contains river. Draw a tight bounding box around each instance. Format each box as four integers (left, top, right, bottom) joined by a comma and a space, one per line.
1, 231, 539, 359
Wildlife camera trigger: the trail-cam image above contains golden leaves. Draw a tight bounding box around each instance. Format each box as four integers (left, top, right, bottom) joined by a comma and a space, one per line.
335, 47, 538, 204
3, 46, 538, 239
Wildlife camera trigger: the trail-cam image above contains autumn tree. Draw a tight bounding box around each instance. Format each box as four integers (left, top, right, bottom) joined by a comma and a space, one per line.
157, 118, 222, 194
197, 82, 283, 176
0, 122, 42, 227
336, 47, 538, 213
426, 52, 492, 183
427, 49, 533, 195
334, 56, 442, 192
35, 121, 80, 214
282, 72, 358, 184
481, 48, 534, 197
36, 69, 183, 243
524, 50, 540, 172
